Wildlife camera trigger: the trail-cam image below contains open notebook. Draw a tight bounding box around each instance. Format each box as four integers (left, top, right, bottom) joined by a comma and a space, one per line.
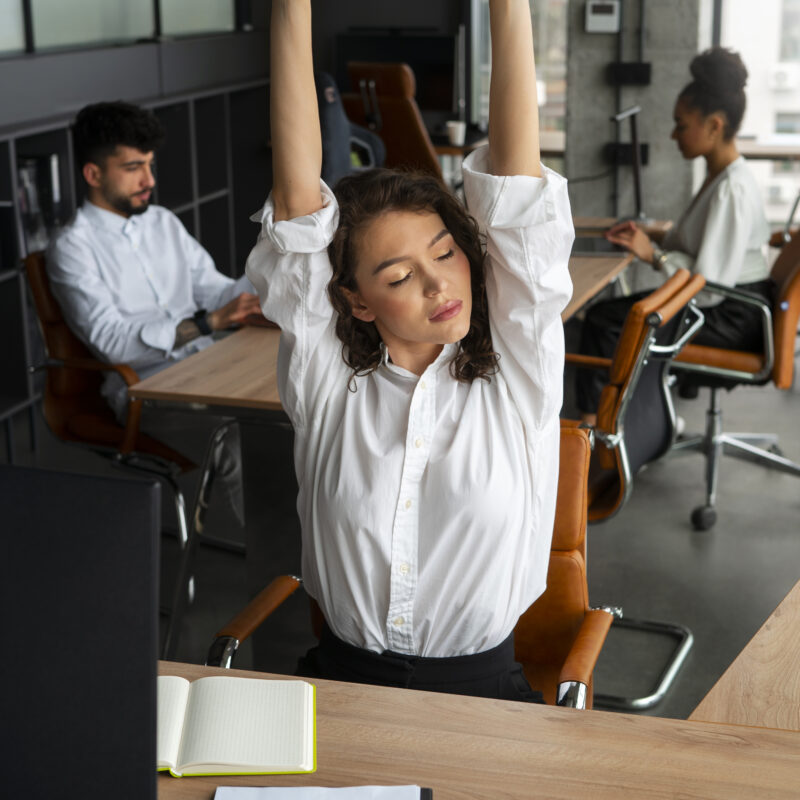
158, 675, 316, 777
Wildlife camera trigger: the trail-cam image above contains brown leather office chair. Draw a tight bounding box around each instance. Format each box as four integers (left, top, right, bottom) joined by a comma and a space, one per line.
565, 268, 707, 709
207, 426, 615, 710
671, 233, 800, 530
341, 62, 443, 180
24, 250, 214, 657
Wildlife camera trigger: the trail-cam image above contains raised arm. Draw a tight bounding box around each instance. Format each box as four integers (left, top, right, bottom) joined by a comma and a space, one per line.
270, 0, 323, 221
487, 0, 541, 177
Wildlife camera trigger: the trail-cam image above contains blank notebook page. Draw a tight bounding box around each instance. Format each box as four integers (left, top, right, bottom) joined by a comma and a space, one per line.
179, 677, 312, 770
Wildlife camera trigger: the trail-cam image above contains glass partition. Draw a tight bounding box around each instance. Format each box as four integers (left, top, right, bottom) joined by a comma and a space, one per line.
0, 0, 25, 54
161, 0, 235, 37
31, 0, 154, 50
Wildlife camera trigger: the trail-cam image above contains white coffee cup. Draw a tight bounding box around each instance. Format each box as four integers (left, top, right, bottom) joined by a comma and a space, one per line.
446, 120, 467, 147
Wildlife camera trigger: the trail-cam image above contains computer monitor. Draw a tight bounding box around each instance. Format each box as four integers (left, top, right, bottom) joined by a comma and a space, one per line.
1, 466, 160, 800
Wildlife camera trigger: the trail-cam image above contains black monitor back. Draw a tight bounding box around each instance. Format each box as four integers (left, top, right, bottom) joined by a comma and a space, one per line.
0, 465, 160, 800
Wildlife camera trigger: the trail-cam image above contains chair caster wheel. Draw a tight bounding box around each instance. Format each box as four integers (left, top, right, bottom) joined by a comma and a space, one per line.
691, 505, 717, 531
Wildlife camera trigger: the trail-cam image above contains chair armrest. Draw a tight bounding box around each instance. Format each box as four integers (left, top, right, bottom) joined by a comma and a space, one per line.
206, 575, 302, 668
556, 608, 615, 709
671, 281, 774, 383
564, 353, 613, 372
41, 355, 141, 387
38, 356, 144, 453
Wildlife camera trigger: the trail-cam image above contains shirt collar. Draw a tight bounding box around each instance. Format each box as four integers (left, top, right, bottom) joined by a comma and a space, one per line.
381, 342, 458, 378
82, 200, 144, 237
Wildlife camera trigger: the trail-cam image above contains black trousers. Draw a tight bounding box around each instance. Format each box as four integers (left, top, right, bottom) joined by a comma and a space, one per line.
575, 278, 776, 413
296, 624, 544, 704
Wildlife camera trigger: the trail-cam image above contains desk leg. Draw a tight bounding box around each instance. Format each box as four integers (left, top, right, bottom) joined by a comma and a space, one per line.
241, 420, 316, 673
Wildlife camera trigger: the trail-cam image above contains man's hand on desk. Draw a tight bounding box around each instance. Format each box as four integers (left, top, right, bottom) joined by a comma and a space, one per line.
209, 292, 263, 330
176, 293, 274, 348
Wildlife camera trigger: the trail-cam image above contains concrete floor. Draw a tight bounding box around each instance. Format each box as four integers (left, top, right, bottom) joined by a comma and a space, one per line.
4, 350, 799, 720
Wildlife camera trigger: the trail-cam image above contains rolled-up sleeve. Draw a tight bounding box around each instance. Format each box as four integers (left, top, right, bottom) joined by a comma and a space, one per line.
462, 146, 574, 432
245, 182, 345, 428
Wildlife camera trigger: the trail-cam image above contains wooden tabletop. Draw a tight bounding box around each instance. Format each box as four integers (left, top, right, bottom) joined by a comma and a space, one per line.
563, 253, 632, 320
157, 660, 800, 800
690, 578, 800, 732
130, 255, 630, 409
130, 326, 282, 411
573, 216, 674, 238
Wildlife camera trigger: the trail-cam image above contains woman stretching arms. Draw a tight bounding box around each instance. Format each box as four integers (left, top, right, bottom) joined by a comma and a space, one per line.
246, 0, 574, 701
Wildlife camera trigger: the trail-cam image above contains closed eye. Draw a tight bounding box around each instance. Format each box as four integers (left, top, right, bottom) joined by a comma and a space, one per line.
436, 249, 455, 261
388, 272, 412, 287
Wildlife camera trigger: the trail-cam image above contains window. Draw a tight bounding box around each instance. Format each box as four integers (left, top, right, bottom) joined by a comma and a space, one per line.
31, 0, 154, 50
160, 0, 235, 37
469, 0, 568, 133
780, 0, 800, 61
720, 0, 800, 225
0, 0, 25, 54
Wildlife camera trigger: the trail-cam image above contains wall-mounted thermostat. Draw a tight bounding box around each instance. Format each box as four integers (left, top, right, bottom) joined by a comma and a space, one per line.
585, 0, 621, 34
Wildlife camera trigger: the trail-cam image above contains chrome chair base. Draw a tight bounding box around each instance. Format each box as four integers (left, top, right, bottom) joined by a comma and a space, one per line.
593, 616, 694, 711
161, 421, 240, 660
672, 387, 800, 530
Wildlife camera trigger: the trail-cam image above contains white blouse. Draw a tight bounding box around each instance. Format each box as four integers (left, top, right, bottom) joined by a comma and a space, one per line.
660, 156, 770, 306
245, 147, 574, 657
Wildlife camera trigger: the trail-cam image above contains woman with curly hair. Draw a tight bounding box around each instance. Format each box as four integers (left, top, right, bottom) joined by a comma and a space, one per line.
245, 0, 573, 701
577, 47, 773, 421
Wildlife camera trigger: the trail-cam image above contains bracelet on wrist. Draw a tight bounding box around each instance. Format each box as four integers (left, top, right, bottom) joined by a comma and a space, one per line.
651, 246, 669, 271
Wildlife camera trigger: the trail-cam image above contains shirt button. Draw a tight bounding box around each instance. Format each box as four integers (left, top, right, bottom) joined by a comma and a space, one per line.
419, 381, 427, 390
393, 616, 405, 627
405, 499, 412, 510
398, 563, 410, 575
414, 438, 423, 448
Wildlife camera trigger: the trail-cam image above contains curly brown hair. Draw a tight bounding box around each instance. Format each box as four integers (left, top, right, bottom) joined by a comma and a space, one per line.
327, 168, 498, 384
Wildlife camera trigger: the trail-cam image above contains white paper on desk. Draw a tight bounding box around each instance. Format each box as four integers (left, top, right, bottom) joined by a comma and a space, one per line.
214, 787, 423, 800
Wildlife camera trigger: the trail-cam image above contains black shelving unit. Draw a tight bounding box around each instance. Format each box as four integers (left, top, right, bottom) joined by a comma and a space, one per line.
0, 78, 270, 462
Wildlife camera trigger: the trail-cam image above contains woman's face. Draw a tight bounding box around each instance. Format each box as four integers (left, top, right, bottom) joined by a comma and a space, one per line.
671, 98, 719, 159
345, 209, 473, 370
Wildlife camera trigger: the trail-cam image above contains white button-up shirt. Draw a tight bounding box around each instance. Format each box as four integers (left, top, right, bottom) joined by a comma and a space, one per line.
246, 147, 574, 657
660, 156, 770, 306
48, 201, 252, 417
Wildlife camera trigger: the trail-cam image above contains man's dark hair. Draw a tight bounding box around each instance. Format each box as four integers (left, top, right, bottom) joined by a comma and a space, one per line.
73, 101, 165, 168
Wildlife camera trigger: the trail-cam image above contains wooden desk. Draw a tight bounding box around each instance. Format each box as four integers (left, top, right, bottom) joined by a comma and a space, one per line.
690, 578, 800, 732
131, 326, 282, 411
432, 130, 564, 159
158, 660, 800, 800
563, 253, 632, 319
573, 216, 673, 239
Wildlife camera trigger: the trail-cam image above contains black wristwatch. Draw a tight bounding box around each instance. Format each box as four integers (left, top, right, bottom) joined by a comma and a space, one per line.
193, 309, 213, 336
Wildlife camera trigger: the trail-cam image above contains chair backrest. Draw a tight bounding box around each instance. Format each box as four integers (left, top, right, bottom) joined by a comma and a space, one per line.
770, 231, 800, 389
592, 269, 706, 520
24, 251, 193, 466
24, 250, 113, 440
315, 71, 385, 187
341, 62, 443, 179
514, 425, 592, 705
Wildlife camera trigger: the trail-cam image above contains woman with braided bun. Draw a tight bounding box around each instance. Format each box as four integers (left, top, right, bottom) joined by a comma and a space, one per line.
577, 47, 773, 422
